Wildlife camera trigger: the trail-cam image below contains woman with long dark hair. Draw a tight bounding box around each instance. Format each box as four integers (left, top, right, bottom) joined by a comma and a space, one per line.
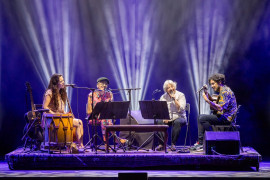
43, 74, 84, 148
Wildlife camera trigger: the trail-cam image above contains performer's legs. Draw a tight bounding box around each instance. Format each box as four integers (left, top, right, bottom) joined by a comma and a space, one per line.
101, 120, 107, 142
198, 114, 230, 144
171, 118, 186, 145
198, 114, 218, 144
73, 118, 84, 148
101, 119, 113, 142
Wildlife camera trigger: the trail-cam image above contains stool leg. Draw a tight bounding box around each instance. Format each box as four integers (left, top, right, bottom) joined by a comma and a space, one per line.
164, 130, 168, 153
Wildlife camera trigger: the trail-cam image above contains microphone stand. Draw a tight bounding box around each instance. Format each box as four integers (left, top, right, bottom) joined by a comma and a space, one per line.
196, 87, 204, 147
66, 86, 98, 152
82, 87, 98, 153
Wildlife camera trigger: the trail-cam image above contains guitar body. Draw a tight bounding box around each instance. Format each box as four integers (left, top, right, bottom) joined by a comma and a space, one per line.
210, 94, 220, 114
25, 111, 41, 123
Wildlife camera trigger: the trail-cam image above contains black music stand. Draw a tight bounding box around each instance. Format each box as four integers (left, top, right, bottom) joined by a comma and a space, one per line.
98, 101, 130, 152
85, 101, 108, 152
139, 100, 170, 151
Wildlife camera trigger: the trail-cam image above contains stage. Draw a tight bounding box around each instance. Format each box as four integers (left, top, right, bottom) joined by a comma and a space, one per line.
5, 146, 261, 172
1, 162, 270, 180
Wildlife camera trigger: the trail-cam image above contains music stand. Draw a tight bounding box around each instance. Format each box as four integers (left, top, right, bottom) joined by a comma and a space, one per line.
85, 101, 108, 152
98, 101, 130, 152
139, 100, 170, 151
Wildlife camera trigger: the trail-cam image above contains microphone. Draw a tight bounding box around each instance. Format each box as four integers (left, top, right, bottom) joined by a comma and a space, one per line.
196, 84, 208, 93
152, 89, 161, 100
154, 89, 161, 93
65, 84, 76, 88
105, 88, 111, 92
168, 90, 175, 100
152, 89, 161, 95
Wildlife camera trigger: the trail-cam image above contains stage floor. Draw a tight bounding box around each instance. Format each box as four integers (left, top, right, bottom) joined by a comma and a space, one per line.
1, 161, 270, 179
5, 146, 262, 172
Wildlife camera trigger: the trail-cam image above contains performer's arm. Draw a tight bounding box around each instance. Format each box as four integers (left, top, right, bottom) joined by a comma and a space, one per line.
86, 93, 92, 115
171, 93, 185, 112
203, 92, 222, 111
110, 91, 114, 101
202, 89, 216, 102
43, 93, 54, 114
172, 95, 180, 110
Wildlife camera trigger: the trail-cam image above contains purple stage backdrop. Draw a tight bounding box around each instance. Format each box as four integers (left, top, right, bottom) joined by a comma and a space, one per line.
0, 0, 270, 160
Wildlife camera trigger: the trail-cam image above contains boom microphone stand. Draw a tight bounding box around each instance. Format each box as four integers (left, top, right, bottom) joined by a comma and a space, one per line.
66, 85, 98, 152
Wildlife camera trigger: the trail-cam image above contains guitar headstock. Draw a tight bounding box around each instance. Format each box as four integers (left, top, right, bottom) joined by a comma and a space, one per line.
25, 82, 36, 116
25, 82, 32, 93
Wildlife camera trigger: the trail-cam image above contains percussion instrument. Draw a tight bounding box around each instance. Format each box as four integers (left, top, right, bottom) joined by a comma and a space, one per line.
42, 113, 74, 149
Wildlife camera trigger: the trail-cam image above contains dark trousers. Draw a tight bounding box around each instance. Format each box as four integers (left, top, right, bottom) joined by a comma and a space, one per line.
157, 118, 186, 145
198, 114, 230, 144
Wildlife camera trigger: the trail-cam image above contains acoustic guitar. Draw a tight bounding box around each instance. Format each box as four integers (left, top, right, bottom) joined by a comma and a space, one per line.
210, 94, 220, 114
25, 82, 41, 122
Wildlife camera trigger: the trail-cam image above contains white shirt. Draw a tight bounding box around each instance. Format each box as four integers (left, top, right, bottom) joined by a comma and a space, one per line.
160, 90, 186, 120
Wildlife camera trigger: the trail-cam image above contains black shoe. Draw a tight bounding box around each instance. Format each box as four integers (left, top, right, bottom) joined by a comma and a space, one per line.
171, 144, 176, 151
155, 144, 164, 151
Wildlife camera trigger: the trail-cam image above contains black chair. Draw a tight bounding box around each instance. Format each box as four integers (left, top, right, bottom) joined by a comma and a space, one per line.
168, 103, 191, 151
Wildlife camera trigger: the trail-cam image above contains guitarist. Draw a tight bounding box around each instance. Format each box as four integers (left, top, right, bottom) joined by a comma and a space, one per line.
192, 73, 237, 151
156, 80, 187, 151
42, 74, 84, 149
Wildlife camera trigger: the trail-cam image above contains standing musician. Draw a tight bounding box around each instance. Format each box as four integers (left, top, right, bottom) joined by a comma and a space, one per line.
42, 74, 84, 149
86, 77, 114, 143
193, 73, 237, 151
156, 80, 187, 151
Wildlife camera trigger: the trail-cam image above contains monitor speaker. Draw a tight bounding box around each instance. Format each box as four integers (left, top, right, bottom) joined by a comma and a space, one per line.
204, 131, 240, 155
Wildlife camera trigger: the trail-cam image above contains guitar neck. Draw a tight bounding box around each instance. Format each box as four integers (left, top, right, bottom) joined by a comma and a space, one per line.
30, 95, 36, 112
30, 92, 36, 118
25, 82, 36, 119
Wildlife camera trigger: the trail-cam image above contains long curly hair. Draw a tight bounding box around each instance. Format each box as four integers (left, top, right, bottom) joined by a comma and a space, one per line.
47, 74, 67, 110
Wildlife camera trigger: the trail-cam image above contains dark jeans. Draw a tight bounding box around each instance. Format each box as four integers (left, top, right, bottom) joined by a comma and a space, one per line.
198, 114, 230, 144
157, 117, 186, 145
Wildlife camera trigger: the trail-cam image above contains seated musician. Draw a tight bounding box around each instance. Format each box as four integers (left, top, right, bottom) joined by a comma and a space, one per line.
156, 80, 187, 151
42, 74, 84, 149
192, 73, 237, 151
86, 77, 114, 144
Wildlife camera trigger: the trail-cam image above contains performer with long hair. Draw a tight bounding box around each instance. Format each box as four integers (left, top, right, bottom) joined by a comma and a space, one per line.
42, 74, 84, 149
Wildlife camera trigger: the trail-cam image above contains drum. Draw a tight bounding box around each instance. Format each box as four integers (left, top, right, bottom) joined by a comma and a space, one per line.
42, 113, 73, 149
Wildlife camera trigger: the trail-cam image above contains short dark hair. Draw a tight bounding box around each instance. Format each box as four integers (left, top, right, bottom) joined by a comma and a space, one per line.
208, 73, 225, 85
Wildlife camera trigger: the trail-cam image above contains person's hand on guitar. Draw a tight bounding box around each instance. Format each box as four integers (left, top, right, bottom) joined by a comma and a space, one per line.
202, 85, 222, 111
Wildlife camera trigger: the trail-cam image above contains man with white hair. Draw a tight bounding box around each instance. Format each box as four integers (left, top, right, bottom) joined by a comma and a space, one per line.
156, 80, 187, 151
